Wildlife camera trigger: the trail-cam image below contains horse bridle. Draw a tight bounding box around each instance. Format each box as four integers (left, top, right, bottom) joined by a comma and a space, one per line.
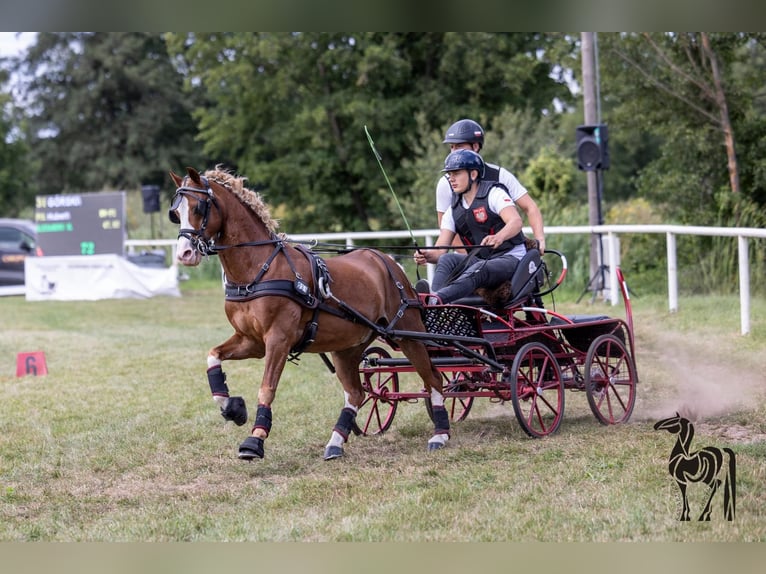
168, 175, 222, 255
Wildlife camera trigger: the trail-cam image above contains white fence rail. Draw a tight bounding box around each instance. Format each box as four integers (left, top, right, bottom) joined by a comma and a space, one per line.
127, 224, 766, 335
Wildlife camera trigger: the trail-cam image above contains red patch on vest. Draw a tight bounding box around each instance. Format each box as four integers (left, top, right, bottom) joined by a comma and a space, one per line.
472, 206, 488, 223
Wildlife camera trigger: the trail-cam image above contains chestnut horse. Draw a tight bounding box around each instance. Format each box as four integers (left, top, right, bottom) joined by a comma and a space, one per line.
169, 166, 448, 461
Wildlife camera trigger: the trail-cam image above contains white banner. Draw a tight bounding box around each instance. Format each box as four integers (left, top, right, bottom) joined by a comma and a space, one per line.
25, 254, 180, 301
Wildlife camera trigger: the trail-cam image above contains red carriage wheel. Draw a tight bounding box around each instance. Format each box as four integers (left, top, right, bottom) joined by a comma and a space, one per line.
509, 342, 565, 438
425, 370, 475, 423
584, 334, 637, 425
357, 346, 399, 435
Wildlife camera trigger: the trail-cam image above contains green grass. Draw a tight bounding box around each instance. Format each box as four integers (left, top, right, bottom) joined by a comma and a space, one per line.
1, 281, 765, 541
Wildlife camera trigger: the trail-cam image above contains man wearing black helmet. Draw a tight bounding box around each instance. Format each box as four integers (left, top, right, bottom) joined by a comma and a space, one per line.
414, 149, 526, 304
437, 118, 545, 253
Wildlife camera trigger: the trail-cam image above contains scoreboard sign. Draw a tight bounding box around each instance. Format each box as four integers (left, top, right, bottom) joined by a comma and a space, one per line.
34, 191, 126, 256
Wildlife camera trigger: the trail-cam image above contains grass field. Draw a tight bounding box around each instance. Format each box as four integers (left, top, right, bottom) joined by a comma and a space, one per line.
1, 277, 765, 542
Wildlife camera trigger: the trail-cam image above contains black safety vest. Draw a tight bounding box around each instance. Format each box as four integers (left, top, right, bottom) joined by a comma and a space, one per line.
452, 180, 525, 257
483, 163, 501, 183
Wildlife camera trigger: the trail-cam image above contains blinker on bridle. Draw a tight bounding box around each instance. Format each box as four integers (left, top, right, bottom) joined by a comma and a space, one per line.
169, 175, 220, 255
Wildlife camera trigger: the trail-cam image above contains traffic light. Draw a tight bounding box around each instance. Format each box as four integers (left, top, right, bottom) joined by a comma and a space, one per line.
575, 124, 609, 171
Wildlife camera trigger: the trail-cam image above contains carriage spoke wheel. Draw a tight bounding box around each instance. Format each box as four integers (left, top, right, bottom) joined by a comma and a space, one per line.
425, 370, 475, 423
584, 334, 637, 425
509, 342, 564, 438
357, 346, 399, 435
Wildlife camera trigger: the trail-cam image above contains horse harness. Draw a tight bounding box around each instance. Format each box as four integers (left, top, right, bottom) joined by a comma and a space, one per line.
225, 243, 419, 361
170, 175, 420, 361
169, 175, 222, 256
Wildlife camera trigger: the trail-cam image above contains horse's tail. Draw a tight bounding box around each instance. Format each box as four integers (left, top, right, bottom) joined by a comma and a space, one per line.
722, 447, 736, 521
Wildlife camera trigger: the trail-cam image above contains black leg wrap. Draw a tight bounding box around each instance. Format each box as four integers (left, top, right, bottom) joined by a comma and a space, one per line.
333, 407, 357, 442
207, 365, 229, 397
238, 436, 264, 461
253, 404, 273, 436
221, 396, 248, 426
431, 405, 451, 436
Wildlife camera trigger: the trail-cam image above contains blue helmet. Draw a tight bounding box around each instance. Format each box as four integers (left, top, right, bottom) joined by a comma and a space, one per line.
442, 149, 485, 178
442, 119, 485, 149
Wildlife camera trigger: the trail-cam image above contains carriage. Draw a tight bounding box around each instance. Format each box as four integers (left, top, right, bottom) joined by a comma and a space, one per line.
169, 166, 638, 460
354, 248, 637, 439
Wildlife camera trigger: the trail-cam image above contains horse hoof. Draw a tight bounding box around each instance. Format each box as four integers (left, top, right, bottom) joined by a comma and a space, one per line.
221, 396, 248, 426
428, 440, 445, 451
238, 436, 264, 460
324, 445, 344, 460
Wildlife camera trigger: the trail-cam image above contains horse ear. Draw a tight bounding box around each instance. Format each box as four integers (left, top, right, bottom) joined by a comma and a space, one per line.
186, 167, 201, 184
169, 171, 183, 187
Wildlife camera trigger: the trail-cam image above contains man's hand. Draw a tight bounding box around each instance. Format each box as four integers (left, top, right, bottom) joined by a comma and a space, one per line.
413, 250, 428, 266
480, 234, 503, 250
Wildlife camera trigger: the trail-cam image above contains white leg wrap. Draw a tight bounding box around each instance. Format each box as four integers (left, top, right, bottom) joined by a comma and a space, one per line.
343, 392, 359, 413
213, 395, 228, 408
207, 356, 221, 369
430, 388, 445, 407
326, 431, 345, 449
428, 433, 449, 447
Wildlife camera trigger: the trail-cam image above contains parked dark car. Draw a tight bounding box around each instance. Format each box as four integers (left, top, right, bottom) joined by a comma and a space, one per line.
0, 218, 41, 286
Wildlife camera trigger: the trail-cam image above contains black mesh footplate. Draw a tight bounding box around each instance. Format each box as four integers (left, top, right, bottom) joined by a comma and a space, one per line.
424, 306, 480, 338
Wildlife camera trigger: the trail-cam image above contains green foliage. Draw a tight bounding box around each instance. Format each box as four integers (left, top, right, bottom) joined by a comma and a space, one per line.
599, 32, 766, 214
521, 145, 576, 213
1, 32, 765, 297
164, 32, 572, 234
687, 191, 766, 295
8, 32, 205, 196
606, 198, 667, 293
0, 90, 34, 217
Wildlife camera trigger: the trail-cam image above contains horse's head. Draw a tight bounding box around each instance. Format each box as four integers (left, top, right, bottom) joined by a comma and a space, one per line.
169, 167, 222, 266
654, 412, 687, 434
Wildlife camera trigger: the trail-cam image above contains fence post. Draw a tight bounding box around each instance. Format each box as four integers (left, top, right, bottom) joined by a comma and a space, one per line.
424, 234, 435, 285
666, 232, 678, 313
739, 235, 750, 335
607, 232, 619, 306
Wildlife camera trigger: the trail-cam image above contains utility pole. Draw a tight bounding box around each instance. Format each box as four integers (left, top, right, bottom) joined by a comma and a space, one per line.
580, 32, 602, 296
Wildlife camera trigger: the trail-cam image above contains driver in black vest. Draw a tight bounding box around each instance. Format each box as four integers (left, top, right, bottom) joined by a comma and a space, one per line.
414, 149, 527, 304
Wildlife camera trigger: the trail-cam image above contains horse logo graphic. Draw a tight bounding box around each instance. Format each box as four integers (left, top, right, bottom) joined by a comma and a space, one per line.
654, 413, 736, 521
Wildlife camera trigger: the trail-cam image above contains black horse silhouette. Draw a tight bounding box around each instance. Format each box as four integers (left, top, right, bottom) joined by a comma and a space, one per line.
654, 413, 735, 521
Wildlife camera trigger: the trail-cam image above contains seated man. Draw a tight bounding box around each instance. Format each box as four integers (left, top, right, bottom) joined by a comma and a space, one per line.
414, 149, 526, 304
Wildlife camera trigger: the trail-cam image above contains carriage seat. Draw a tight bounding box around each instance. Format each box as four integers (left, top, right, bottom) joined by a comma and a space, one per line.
454, 248, 546, 309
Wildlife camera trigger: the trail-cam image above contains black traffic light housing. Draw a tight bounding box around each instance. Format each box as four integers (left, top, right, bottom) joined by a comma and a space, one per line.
576, 124, 609, 171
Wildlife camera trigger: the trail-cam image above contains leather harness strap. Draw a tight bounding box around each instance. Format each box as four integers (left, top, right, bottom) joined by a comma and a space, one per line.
223, 244, 420, 361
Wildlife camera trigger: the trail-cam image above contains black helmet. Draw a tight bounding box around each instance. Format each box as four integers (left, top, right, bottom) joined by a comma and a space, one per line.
442, 118, 485, 149
442, 149, 485, 178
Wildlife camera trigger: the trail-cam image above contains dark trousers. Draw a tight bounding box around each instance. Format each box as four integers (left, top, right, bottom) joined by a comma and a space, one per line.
432, 252, 521, 303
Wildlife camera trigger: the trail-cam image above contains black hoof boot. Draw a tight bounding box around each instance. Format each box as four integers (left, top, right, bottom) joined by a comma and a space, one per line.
238, 436, 264, 460
323, 445, 344, 460
221, 396, 248, 426
428, 440, 446, 451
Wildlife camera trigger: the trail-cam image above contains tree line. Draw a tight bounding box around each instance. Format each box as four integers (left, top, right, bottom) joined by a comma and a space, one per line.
1, 32, 764, 292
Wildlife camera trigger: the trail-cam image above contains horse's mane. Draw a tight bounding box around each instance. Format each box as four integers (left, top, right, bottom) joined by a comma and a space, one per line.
204, 166, 279, 234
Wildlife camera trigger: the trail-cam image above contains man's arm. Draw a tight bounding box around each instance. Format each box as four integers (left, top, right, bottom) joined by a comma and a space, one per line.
514, 194, 545, 253
414, 228, 455, 266
481, 205, 523, 250
498, 166, 545, 253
